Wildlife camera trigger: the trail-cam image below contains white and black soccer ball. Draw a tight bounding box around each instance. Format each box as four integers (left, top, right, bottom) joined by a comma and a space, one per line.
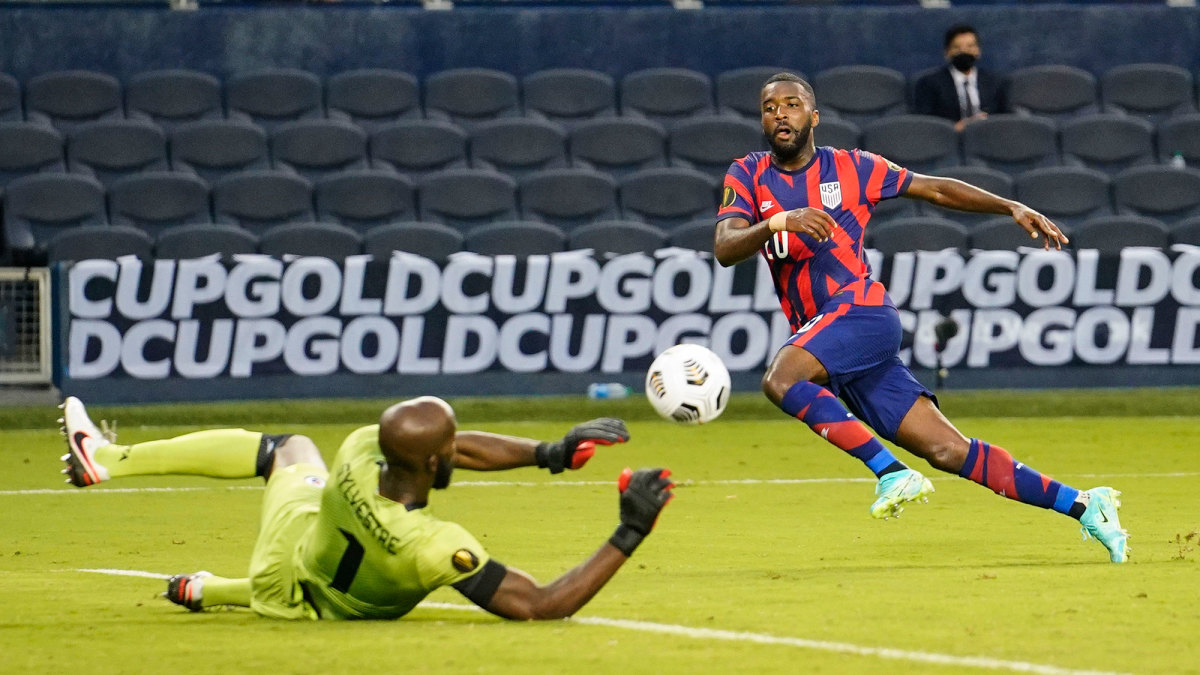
644, 344, 731, 425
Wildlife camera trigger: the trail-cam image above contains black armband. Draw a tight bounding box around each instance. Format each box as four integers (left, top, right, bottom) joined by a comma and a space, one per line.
608, 524, 644, 557
452, 558, 507, 607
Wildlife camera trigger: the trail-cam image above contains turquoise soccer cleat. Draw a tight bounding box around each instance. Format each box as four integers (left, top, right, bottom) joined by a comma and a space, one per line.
870, 468, 934, 520
1079, 487, 1129, 563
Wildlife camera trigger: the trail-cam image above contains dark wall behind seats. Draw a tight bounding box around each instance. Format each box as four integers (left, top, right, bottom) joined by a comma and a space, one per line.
0, 5, 1197, 82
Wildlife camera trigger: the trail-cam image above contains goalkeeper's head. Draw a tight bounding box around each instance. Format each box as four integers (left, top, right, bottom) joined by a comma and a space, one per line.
378, 396, 458, 492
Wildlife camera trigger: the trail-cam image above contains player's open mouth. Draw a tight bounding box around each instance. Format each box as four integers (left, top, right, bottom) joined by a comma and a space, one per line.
775, 127, 793, 139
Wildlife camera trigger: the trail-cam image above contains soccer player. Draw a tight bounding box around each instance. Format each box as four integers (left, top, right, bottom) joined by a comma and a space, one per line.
59, 396, 674, 618
714, 73, 1128, 562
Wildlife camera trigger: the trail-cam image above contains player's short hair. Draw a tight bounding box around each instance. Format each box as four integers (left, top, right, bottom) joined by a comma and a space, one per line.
944, 23, 979, 49
763, 72, 816, 105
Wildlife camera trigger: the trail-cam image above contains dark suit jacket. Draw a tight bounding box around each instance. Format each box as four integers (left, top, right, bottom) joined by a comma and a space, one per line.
913, 66, 1006, 122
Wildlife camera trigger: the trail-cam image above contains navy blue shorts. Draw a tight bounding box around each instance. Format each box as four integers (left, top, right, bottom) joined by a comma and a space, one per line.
784, 304, 936, 442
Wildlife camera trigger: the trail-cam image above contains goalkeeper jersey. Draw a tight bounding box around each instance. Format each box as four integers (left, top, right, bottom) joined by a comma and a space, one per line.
295, 425, 490, 620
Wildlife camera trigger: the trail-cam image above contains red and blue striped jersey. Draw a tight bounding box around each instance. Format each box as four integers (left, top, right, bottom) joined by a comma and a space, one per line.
717, 147, 913, 332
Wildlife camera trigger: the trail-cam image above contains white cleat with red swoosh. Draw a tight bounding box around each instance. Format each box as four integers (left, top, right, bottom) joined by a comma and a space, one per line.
59, 396, 112, 487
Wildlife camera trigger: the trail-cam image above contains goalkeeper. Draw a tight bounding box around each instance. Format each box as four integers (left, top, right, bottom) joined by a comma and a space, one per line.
59, 396, 673, 620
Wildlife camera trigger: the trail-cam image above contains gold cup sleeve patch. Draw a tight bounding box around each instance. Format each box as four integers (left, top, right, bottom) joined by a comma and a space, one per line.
452, 548, 480, 573
721, 185, 736, 208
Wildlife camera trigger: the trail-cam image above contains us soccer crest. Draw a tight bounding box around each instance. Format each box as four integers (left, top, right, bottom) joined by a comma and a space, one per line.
819, 182, 842, 210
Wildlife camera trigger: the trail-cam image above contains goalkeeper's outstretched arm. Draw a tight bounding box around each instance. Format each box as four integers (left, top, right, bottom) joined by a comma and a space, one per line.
452, 418, 629, 472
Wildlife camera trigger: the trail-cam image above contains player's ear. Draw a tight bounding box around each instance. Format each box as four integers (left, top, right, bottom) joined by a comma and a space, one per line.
811, 109, 820, 127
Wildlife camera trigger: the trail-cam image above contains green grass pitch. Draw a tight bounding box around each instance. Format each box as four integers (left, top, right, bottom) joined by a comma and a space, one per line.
2, 389, 1199, 674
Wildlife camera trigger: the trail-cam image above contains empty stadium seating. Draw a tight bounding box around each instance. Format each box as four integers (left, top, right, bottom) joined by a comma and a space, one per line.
314, 170, 416, 232
126, 70, 223, 131
270, 119, 369, 181
620, 68, 714, 128
226, 69, 324, 132
522, 69, 617, 126
25, 70, 123, 132
813, 66, 907, 126
211, 170, 315, 234
47, 225, 153, 263
716, 66, 792, 119
326, 69, 421, 132
364, 221, 464, 262
155, 223, 258, 260
465, 220, 566, 256
258, 221, 362, 259
425, 68, 521, 127
170, 120, 271, 183
518, 168, 619, 231
369, 119, 470, 177
468, 117, 570, 178
0, 122, 65, 187
568, 220, 668, 256
107, 171, 212, 235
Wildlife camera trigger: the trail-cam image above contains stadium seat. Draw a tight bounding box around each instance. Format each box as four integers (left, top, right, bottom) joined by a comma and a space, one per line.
369, 119, 470, 177
226, 68, 324, 132
46, 225, 154, 263
568, 220, 667, 256
468, 117, 569, 179
861, 115, 959, 173
270, 119, 369, 181
814, 117, 861, 151
0, 122, 65, 187
619, 167, 718, 227
425, 68, 521, 127
314, 169, 416, 232
518, 167, 618, 231
25, 70, 122, 132
870, 197, 920, 226
364, 221, 464, 262
1059, 114, 1155, 175
67, 120, 168, 187
417, 168, 518, 230
1157, 114, 1200, 166
522, 69, 617, 126
465, 220, 566, 256
716, 66, 793, 119
812, 66, 906, 126
668, 115, 764, 180
125, 70, 223, 131
1014, 167, 1112, 230
1072, 215, 1169, 253
1006, 65, 1098, 120
0, 73, 21, 122
969, 216, 1060, 251
930, 165, 1014, 226
211, 170, 315, 234
1169, 216, 1200, 246
170, 120, 270, 184
1101, 64, 1195, 123
1113, 166, 1200, 224
568, 117, 667, 177
668, 219, 714, 253
258, 221, 362, 260
867, 216, 968, 256
4, 173, 106, 265
620, 68, 714, 128
962, 114, 1059, 175
108, 171, 212, 236
156, 223, 259, 260
326, 69, 421, 132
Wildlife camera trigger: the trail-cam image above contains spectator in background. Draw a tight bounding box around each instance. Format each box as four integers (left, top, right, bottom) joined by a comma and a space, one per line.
913, 24, 1006, 131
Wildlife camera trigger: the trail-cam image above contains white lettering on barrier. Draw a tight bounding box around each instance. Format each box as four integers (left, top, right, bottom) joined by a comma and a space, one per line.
1016, 251, 1074, 307
68, 319, 121, 378
909, 250, 964, 310
114, 259, 175, 320
1073, 306, 1130, 364
1019, 307, 1076, 366
229, 319, 286, 377
1115, 248, 1171, 307
602, 315, 657, 371
652, 254, 712, 313
497, 313, 551, 373
1073, 250, 1115, 306
172, 258, 227, 319
655, 314, 712, 356
1172, 307, 1200, 364
340, 255, 381, 316
443, 315, 498, 374
69, 259, 118, 319
120, 319, 174, 379
492, 255, 550, 314
596, 254, 653, 313
342, 316, 399, 374
711, 312, 771, 371
544, 253, 600, 312
961, 250, 1018, 308
398, 316, 438, 374
548, 314, 606, 372
225, 258, 283, 318
383, 253, 440, 315
174, 319, 233, 378
441, 255, 492, 314
283, 316, 342, 375
280, 257, 342, 317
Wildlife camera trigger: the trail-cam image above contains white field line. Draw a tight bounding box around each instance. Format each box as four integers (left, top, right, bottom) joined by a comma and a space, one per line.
62, 569, 1126, 675
5, 471, 1197, 497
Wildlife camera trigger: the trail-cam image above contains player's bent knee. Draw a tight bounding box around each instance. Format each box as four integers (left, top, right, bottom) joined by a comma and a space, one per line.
274, 435, 324, 471
926, 439, 968, 473
761, 371, 792, 406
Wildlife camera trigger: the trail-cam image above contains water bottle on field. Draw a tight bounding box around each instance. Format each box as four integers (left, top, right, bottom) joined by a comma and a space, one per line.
587, 382, 632, 399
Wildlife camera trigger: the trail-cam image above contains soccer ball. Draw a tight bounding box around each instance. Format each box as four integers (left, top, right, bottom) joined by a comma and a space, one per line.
644, 344, 731, 425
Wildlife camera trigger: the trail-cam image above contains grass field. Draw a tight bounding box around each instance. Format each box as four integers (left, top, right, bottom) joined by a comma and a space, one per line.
3, 389, 1199, 674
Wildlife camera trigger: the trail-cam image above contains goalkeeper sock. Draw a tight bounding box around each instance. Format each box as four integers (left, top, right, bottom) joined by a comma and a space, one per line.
93, 429, 267, 480
780, 381, 906, 477
958, 438, 1082, 516
200, 575, 252, 608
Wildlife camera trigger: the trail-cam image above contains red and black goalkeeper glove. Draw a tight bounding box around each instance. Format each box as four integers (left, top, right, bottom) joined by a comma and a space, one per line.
535, 418, 629, 474
609, 467, 674, 557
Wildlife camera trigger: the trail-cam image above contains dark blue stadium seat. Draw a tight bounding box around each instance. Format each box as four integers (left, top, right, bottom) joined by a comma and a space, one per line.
327, 69, 421, 132
4, 173, 106, 265
1006, 65, 1099, 120
465, 220, 566, 256
125, 70, 223, 131
717, 66, 793, 119
418, 168, 518, 230
25, 71, 122, 132
870, 197, 920, 226
47, 225, 154, 263
1157, 114, 1200, 166
861, 115, 960, 174
270, 119, 369, 182
0, 73, 21, 122
568, 220, 667, 256
258, 221, 362, 260
814, 117, 861, 152
1101, 63, 1195, 123
1170, 216, 1200, 247
962, 114, 1059, 175
519, 168, 618, 231
620, 68, 714, 129
522, 69, 617, 127
619, 167, 718, 227
569, 117, 667, 177
1072, 215, 1169, 253
108, 171, 212, 236
1060, 114, 1155, 175
468, 117, 569, 179
1014, 167, 1112, 230
370, 119, 470, 178
156, 223, 259, 260
931, 165, 1014, 226
364, 221, 464, 262
1113, 166, 1200, 224
668, 219, 714, 253
212, 170, 315, 235
813, 66, 906, 126
67, 120, 168, 187
226, 68, 324, 132
970, 216, 1060, 251
170, 120, 270, 184
668, 115, 763, 180
425, 68, 521, 127
867, 216, 969, 256
314, 170, 416, 232
0, 122, 65, 187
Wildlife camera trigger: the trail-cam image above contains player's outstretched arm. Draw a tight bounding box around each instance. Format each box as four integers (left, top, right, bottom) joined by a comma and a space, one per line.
904, 174, 1070, 250
452, 419, 629, 473
455, 468, 673, 620
715, 209, 840, 266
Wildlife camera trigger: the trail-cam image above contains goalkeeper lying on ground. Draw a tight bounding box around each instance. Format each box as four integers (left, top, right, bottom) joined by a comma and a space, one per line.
59, 396, 673, 620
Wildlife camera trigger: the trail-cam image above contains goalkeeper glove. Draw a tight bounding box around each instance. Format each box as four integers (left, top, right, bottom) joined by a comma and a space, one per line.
609, 467, 674, 556
535, 418, 629, 474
